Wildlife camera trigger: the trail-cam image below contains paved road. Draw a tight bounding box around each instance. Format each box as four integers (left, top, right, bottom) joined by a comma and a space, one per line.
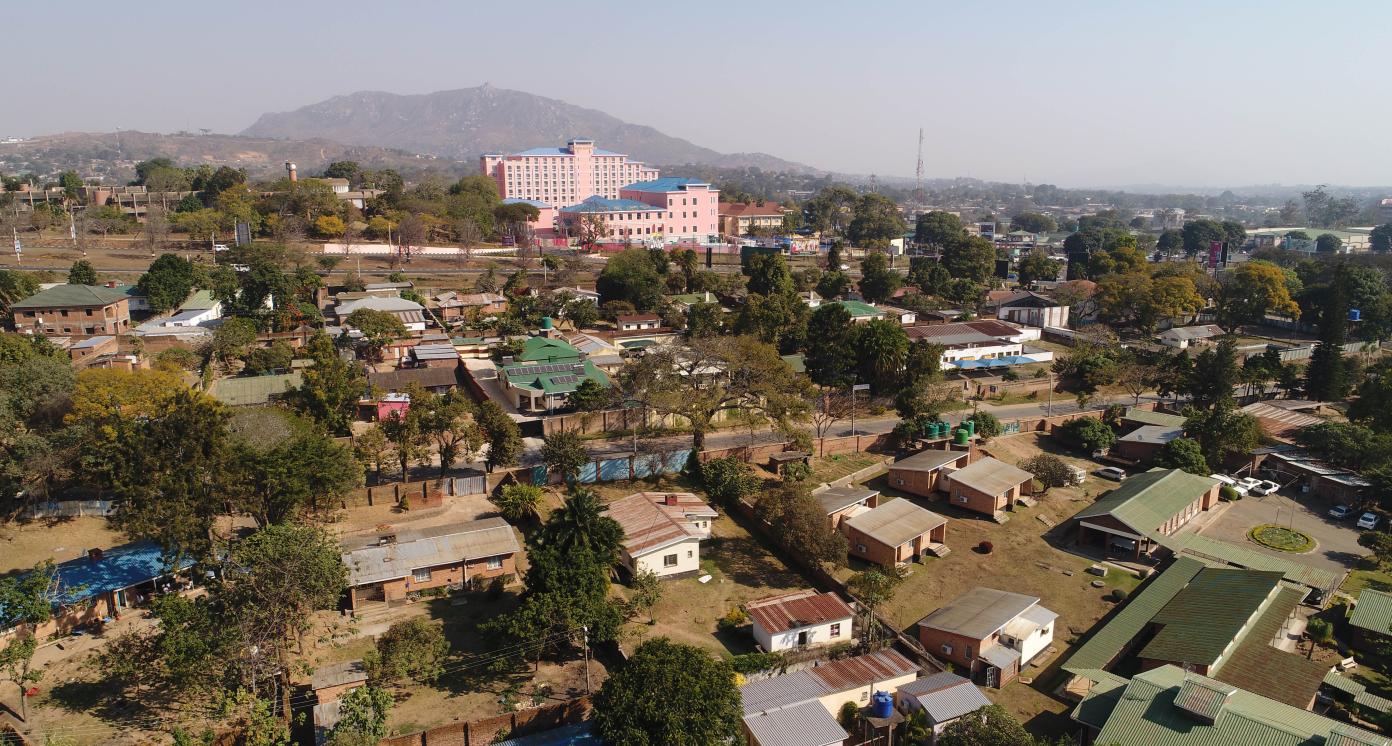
1197, 487, 1368, 576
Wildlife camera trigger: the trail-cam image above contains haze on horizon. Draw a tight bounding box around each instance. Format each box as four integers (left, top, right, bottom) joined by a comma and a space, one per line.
3, 0, 1384, 189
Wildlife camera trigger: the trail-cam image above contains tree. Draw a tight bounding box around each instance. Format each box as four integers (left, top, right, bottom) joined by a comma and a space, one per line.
327, 685, 392, 746
629, 569, 663, 624
67, 259, 97, 286
314, 215, 346, 238
1181, 219, 1225, 257
1185, 406, 1262, 470
477, 399, 522, 472
1156, 229, 1184, 257
291, 331, 366, 435
542, 429, 589, 484
224, 524, 346, 669
1186, 338, 1240, 412
231, 426, 362, 526
570, 377, 614, 412
1020, 454, 1072, 496
804, 304, 857, 388
966, 412, 1002, 441
354, 424, 389, 483
380, 409, 428, 483
564, 297, 601, 330
1016, 249, 1060, 287
1058, 417, 1115, 453
915, 211, 964, 247
597, 248, 663, 311
1359, 531, 1392, 572
244, 341, 294, 375
371, 618, 448, 685
137, 253, 198, 312
745, 253, 794, 297
1371, 223, 1392, 253
1316, 233, 1343, 254
0, 564, 54, 720
491, 483, 543, 523
858, 251, 902, 303
938, 705, 1034, 746
700, 456, 760, 507
415, 390, 483, 479
1010, 212, 1056, 234
210, 316, 259, 367
592, 638, 742, 746
1217, 260, 1302, 327
854, 318, 909, 392
1152, 437, 1209, 475
941, 234, 997, 284
753, 483, 847, 566
815, 269, 852, 299
345, 308, 407, 357
847, 193, 907, 248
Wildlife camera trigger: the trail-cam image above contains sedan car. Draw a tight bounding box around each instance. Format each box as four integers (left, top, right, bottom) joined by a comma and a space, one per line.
1095, 467, 1127, 482
1358, 512, 1381, 530
1329, 504, 1352, 519
1249, 480, 1281, 496
1236, 477, 1264, 493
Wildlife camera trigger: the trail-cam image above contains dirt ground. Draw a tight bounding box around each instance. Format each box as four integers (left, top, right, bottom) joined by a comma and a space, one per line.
0, 516, 127, 575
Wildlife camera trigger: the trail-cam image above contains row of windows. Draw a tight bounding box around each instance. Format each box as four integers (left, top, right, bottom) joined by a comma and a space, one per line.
411, 556, 503, 582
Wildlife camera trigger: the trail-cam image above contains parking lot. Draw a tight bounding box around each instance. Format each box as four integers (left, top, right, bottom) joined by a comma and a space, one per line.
1196, 489, 1369, 576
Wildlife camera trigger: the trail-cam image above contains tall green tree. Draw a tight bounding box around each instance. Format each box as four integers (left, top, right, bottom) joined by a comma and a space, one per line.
67, 259, 97, 285
0, 563, 55, 720
847, 193, 907, 248
137, 253, 199, 312
542, 429, 590, 484
858, 252, 902, 303
938, 705, 1034, 746
477, 398, 522, 472
597, 248, 664, 311
327, 685, 392, 746
592, 638, 742, 746
853, 318, 909, 392
941, 234, 997, 284
914, 211, 964, 247
804, 304, 857, 388
290, 331, 366, 436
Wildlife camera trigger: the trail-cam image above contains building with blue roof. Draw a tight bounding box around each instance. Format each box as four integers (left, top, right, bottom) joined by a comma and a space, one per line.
620, 177, 711, 193
480, 138, 659, 208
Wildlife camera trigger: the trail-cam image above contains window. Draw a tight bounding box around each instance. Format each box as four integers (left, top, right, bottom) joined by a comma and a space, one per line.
663, 554, 678, 567
487, 557, 503, 570
856, 543, 867, 553
941, 643, 953, 656
957, 495, 969, 504
412, 568, 431, 582
830, 623, 841, 637
687, 550, 693, 558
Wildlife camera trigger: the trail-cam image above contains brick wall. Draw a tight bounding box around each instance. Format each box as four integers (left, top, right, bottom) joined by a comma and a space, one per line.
380, 697, 591, 746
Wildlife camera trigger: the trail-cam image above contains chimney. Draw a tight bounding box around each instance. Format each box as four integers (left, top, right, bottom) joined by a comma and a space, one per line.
88, 547, 103, 562
285, 162, 298, 183
665, 494, 680, 506
105, 281, 117, 288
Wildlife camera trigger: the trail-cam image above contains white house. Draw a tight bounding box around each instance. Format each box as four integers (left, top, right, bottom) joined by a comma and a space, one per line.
607, 492, 716, 579
894, 671, 992, 743
335, 295, 427, 332
1157, 324, 1225, 349
616, 313, 661, 332
988, 290, 1069, 329
747, 590, 855, 652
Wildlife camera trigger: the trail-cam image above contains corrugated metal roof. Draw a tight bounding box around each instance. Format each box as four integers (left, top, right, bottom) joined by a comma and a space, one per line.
1173, 675, 1235, 722
1211, 586, 1327, 708
1160, 533, 1339, 592
1350, 589, 1392, 636
742, 700, 847, 746
341, 517, 519, 587
1071, 676, 1127, 729
746, 590, 854, 635
917, 587, 1041, 640
898, 671, 991, 723
1140, 568, 1284, 666
310, 659, 367, 691
12, 283, 128, 308
607, 492, 715, 556
1122, 407, 1188, 429
945, 457, 1032, 496
889, 448, 966, 474
741, 670, 825, 714
806, 649, 918, 691
844, 499, 946, 549
1062, 557, 1207, 674
1074, 469, 1218, 536
1118, 425, 1184, 445
815, 486, 878, 515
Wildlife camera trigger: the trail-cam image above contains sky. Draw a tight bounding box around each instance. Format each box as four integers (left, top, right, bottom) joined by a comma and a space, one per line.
3, 0, 1386, 188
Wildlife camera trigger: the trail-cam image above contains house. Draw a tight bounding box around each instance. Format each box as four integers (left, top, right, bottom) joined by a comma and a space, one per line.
340, 518, 520, 611
747, 590, 855, 652
1240, 400, 1324, 442
368, 363, 463, 397
335, 295, 427, 332
1349, 589, 1392, 652
562, 332, 626, 371
407, 343, 460, 368
829, 299, 886, 322
718, 201, 785, 237
893, 672, 992, 744
907, 320, 1053, 368
1113, 425, 1184, 462
498, 357, 610, 413
1072, 468, 1220, 559
68, 335, 118, 365
985, 290, 1069, 329
606, 492, 717, 579
887, 448, 972, 496
1157, 324, 1226, 349
1073, 665, 1388, 746
815, 485, 880, 529
10, 284, 132, 336
208, 372, 304, 407
430, 291, 508, 322
311, 659, 369, 744
552, 286, 602, 304
916, 587, 1057, 687
616, 313, 661, 331
670, 291, 719, 311
943, 457, 1034, 521
842, 498, 949, 567
1253, 446, 1371, 504
740, 650, 920, 746
1120, 407, 1187, 430
797, 290, 823, 309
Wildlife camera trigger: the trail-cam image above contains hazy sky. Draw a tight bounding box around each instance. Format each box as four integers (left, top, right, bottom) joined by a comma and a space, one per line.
4, 0, 1385, 188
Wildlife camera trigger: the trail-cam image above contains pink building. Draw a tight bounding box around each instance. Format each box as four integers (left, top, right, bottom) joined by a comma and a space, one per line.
480, 138, 659, 208
501, 198, 559, 238
559, 178, 721, 244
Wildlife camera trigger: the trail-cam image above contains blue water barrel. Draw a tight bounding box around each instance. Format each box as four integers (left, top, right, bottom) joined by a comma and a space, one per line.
870, 691, 894, 719
1350, 309, 1362, 322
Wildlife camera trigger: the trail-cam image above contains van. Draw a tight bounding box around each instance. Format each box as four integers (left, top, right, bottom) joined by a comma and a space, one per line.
1066, 465, 1087, 485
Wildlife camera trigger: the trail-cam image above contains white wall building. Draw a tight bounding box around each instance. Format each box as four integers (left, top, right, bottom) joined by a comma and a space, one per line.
747, 590, 855, 652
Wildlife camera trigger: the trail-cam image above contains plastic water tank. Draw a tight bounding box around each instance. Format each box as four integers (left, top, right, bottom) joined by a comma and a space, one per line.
870, 691, 894, 719
965, 418, 976, 437
541, 316, 554, 329
1350, 309, 1362, 322
954, 427, 970, 446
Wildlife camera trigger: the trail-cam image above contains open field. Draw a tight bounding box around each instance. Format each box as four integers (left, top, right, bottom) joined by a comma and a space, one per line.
0, 516, 127, 575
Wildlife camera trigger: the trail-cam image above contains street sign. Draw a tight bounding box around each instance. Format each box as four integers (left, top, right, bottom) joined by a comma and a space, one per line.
852, 384, 871, 392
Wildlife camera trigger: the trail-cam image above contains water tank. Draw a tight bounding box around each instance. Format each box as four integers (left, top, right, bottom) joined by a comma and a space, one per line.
540, 316, 554, 329
965, 419, 976, 437
934, 421, 947, 438
1350, 309, 1362, 322
954, 427, 970, 446
870, 691, 894, 719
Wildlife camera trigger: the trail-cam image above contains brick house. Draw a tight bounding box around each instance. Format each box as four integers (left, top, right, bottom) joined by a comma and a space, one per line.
10, 284, 131, 336
814, 485, 880, 530
943, 456, 1034, 521
841, 499, 948, 567
917, 587, 1057, 688
1349, 589, 1392, 653
340, 518, 520, 611
887, 448, 972, 497
1072, 468, 1220, 559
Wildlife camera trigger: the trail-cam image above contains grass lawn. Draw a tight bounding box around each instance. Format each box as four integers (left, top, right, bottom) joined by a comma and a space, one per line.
1341, 562, 1392, 596
0, 516, 126, 575
1249, 524, 1315, 553
806, 453, 886, 485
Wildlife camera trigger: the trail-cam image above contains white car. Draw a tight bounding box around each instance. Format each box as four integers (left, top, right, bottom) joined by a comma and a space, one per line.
1095, 467, 1127, 482
1358, 512, 1381, 530
1236, 477, 1264, 494
1329, 504, 1352, 519
212, 243, 230, 252
1249, 480, 1281, 496
1210, 474, 1248, 496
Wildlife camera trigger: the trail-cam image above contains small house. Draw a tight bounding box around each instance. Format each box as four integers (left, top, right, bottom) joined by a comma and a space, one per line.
741, 650, 920, 746
894, 671, 992, 744
607, 492, 717, 579
10, 541, 194, 638
340, 518, 520, 611
842, 499, 949, 567
1072, 469, 1220, 559
616, 313, 661, 331
943, 457, 1034, 521
887, 448, 972, 497
916, 587, 1057, 687
311, 659, 369, 744
747, 590, 855, 652
1350, 589, 1392, 653
1157, 324, 1225, 349
815, 485, 880, 529
1113, 425, 1184, 462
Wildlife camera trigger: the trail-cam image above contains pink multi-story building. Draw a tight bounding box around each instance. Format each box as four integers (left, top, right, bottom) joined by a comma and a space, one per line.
480, 138, 659, 208
559, 178, 720, 243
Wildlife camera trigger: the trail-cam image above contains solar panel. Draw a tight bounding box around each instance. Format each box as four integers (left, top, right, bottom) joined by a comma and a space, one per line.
550, 375, 580, 385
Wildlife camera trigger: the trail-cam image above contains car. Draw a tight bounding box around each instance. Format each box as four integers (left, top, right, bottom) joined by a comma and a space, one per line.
1210, 474, 1248, 496
212, 243, 230, 252
1248, 480, 1281, 496
1358, 512, 1381, 530
1329, 504, 1352, 519
1095, 467, 1127, 481
1236, 476, 1264, 493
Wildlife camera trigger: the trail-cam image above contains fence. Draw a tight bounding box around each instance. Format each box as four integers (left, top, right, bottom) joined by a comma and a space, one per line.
530, 450, 691, 486
380, 696, 591, 746
341, 474, 489, 509
22, 500, 113, 519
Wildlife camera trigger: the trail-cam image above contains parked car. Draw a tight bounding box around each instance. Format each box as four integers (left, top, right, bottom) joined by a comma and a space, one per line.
1329, 504, 1352, 519
1358, 512, 1381, 530
1095, 467, 1127, 482
1066, 465, 1087, 485
1249, 480, 1281, 496
212, 243, 230, 252
1236, 477, 1264, 493
1210, 474, 1248, 496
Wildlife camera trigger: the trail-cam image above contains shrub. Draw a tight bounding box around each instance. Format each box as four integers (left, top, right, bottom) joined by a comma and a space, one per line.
1058, 416, 1116, 453
979, 541, 994, 554
729, 652, 783, 675
839, 701, 861, 728
716, 607, 750, 631
1001, 368, 1020, 382
1219, 485, 1240, 501
967, 412, 1003, 441
1110, 588, 1128, 602
782, 461, 812, 483
702, 456, 760, 507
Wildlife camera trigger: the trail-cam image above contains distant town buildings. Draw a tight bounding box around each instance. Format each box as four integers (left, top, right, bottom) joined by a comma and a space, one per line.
480, 138, 659, 208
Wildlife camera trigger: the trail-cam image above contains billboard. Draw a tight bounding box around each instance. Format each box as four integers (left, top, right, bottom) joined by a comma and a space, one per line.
1208, 240, 1223, 267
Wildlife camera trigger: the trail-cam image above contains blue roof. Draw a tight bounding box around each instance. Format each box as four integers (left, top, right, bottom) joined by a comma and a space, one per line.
502, 198, 552, 208
515, 147, 572, 157
622, 177, 710, 193
560, 196, 659, 214
492, 723, 599, 746
43, 540, 192, 606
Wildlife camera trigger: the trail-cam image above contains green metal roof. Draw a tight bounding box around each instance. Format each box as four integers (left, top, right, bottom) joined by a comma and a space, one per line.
1139, 568, 1284, 666
1159, 533, 1339, 592
208, 372, 303, 407
180, 289, 219, 311
1074, 468, 1218, 535
1122, 407, 1188, 429
501, 359, 609, 396
1173, 676, 1236, 722
1349, 589, 1392, 637
1322, 671, 1392, 715
515, 336, 583, 363
1091, 665, 1390, 746
1210, 586, 1329, 708
12, 283, 129, 308
1071, 675, 1127, 729
831, 300, 884, 318
1063, 557, 1206, 674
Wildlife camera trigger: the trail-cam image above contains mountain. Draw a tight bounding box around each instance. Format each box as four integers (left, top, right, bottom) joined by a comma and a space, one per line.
241, 85, 819, 172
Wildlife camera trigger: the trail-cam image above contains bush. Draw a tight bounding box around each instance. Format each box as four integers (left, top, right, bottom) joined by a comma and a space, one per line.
1058, 416, 1116, 453
839, 701, 861, 728
782, 461, 812, 483
1110, 588, 1128, 602
702, 456, 761, 507
1001, 368, 1020, 382
979, 541, 994, 554
729, 652, 783, 675
716, 607, 750, 631
1219, 485, 1240, 501
967, 412, 1002, 441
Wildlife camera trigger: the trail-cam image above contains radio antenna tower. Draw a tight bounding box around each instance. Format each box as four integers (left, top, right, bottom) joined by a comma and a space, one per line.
914, 127, 925, 203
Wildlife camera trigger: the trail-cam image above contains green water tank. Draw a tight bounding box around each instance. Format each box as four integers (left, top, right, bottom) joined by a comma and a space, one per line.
540, 316, 554, 330
953, 427, 970, 446
965, 419, 976, 437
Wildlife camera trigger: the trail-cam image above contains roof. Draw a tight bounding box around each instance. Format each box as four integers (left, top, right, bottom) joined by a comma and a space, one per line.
516, 336, 583, 363
1242, 401, 1324, 440
501, 358, 609, 395
39, 540, 194, 607
208, 372, 304, 407
336, 295, 425, 316
606, 492, 715, 556
1139, 568, 1284, 666
747, 590, 854, 635
1158, 324, 1226, 341
780, 353, 806, 374
741, 670, 827, 713
831, 299, 884, 318
179, 289, 220, 311
1062, 557, 1208, 674
70, 335, 114, 350
906, 320, 1021, 346
410, 343, 459, 361
844, 499, 946, 549
897, 672, 992, 724
807, 649, 919, 691
341, 518, 520, 587
815, 485, 878, 515
1210, 585, 1328, 708
617, 313, 660, 323
559, 195, 661, 214
917, 587, 1042, 640
501, 197, 552, 208
989, 290, 1061, 309
1122, 407, 1188, 429
890, 448, 967, 473
743, 700, 847, 746
719, 202, 784, 217
1159, 533, 1339, 592
311, 660, 368, 691
946, 457, 1032, 496
1074, 469, 1218, 536
368, 366, 461, 392
1089, 665, 1390, 746
1072, 675, 1128, 729
1118, 425, 1184, 445
1350, 589, 1392, 637
12, 283, 128, 309
622, 177, 711, 193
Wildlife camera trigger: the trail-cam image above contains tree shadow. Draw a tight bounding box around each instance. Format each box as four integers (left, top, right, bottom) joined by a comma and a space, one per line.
46, 678, 156, 725
703, 533, 804, 590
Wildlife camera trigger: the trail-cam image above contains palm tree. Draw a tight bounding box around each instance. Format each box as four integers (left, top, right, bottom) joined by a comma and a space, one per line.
544, 488, 622, 563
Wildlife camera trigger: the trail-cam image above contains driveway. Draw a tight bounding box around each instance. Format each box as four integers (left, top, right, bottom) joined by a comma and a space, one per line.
1196, 489, 1368, 576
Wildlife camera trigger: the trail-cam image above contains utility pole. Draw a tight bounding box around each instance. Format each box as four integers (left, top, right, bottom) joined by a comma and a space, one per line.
914, 128, 925, 204
582, 625, 592, 696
